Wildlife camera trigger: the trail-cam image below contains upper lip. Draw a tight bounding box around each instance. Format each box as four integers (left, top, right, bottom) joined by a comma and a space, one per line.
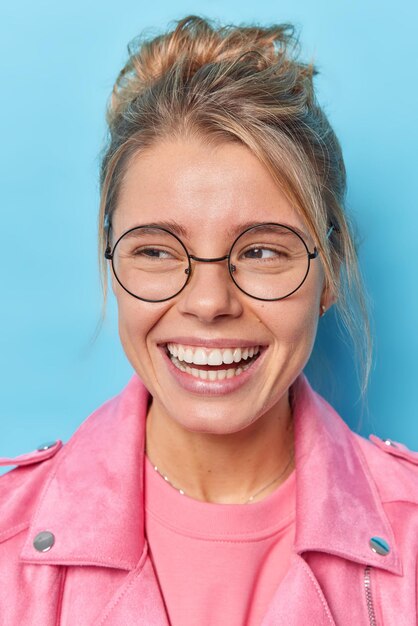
158, 337, 267, 348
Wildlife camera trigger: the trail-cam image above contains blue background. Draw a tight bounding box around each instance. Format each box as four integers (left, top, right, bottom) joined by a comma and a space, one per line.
1, 0, 417, 472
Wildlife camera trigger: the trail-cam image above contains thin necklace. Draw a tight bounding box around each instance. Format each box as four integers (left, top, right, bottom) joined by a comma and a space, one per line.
145, 447, 295, 504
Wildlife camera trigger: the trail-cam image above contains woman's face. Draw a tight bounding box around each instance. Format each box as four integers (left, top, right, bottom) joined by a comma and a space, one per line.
110, 138, 329, 435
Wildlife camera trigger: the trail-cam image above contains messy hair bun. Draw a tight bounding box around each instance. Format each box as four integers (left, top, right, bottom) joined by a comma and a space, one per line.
98, 14, 371, 391
106, 18, 312, 125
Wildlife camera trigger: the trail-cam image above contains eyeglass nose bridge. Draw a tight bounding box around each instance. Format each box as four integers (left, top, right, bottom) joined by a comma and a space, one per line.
186, 253, 236, 275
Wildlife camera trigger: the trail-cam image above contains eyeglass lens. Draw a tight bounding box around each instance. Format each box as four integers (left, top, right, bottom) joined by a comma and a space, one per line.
111, 224, 311, 302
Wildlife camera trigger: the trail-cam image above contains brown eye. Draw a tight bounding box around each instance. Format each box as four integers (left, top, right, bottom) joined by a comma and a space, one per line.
242, 247, 288, 260
135, 248, 174, 259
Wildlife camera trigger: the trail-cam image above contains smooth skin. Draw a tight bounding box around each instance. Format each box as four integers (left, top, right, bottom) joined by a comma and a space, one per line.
110, 137, 333, 504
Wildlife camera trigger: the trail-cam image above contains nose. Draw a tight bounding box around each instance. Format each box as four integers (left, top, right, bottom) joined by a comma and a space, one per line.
177, 259, 243, 323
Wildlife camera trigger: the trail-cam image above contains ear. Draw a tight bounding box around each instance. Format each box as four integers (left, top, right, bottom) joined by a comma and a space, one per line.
320, 292, 336, 316
319, 272, 339, 316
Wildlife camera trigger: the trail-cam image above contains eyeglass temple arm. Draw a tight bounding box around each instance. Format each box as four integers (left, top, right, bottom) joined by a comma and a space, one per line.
308, 223, 337, 260
326, 224, 335, 239
104, 221, 112, 259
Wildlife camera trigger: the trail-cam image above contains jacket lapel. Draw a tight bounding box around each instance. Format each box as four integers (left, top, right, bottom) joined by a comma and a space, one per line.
261, 554, 336, 625
291, 375, 402, 576
20, 377, 150, 570
95, 546, 170, 626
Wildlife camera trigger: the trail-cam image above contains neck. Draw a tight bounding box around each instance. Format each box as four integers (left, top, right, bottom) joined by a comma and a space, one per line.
145, 393, 294, 504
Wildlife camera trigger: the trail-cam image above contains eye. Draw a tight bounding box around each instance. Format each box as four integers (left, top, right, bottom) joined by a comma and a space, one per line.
136, 247, 174, 259
242, 246, 288, 260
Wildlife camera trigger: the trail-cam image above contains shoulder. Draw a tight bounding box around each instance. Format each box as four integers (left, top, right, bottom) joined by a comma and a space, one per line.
0, 440, 63, 542
0, 391, 118, 533
0, 377, 140, 543
353, 432, 418, 505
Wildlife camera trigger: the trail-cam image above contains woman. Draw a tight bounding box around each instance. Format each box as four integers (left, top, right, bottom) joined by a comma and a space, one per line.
1, 14, 417, 626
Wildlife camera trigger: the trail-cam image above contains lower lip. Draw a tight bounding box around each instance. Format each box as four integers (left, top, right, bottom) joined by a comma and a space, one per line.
158, 346, 267, 396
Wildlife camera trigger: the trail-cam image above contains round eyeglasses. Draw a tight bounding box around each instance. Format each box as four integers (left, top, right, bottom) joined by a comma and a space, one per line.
105, 222, 330, 303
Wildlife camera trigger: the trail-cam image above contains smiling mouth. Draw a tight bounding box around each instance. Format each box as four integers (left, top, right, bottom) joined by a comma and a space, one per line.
164, 343, 262, 381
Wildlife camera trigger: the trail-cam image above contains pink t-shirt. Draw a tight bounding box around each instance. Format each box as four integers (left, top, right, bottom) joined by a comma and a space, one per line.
144, 454, 296, 626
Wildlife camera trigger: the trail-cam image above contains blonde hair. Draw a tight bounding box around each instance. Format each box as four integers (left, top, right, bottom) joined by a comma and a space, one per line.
97, 14, 372, 391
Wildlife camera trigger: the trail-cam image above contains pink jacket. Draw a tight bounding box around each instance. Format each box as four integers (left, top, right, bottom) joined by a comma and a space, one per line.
1, 374, 417, 625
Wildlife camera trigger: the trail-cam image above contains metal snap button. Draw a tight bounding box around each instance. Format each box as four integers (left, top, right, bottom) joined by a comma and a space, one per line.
383, 438, 398, 448
37, 441, 57, 452
33, 531, 55, 552
369, 536, 390, 556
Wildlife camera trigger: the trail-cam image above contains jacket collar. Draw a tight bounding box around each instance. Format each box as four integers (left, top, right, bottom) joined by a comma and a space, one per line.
21, 377, 149, 570
291, 375, 401, 574
20, 374, 401, 574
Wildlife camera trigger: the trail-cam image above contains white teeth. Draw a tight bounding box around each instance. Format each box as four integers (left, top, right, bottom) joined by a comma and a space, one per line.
233, 348, 242, 363
222, 349, 234, 364
173, 356, 255, 380
193, 348, 207, 365
170, 344, 178, 358
207, 349, 223, 366
167, 343, 260, 367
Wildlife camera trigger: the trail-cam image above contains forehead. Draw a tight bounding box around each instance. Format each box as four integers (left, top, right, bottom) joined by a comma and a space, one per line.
113, 138, 308, 240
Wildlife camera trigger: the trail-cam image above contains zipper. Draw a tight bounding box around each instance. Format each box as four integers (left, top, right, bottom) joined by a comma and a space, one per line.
364, 565, 377, 626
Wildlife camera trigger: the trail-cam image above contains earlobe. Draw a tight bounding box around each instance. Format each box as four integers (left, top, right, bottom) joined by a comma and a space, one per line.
320, 283, 338, 317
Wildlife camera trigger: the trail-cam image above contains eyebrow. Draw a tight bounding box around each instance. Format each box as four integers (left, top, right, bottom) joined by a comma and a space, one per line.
230, 221, 310, 241
122, 220, 311, 241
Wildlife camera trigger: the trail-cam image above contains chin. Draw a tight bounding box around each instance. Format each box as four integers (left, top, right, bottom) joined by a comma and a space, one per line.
163, 390, 278, 435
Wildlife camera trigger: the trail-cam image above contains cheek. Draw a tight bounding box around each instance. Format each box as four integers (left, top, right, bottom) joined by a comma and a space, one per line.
266, 284, 322, 354
113, 291, 165, 363
274, 305, 318, 346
